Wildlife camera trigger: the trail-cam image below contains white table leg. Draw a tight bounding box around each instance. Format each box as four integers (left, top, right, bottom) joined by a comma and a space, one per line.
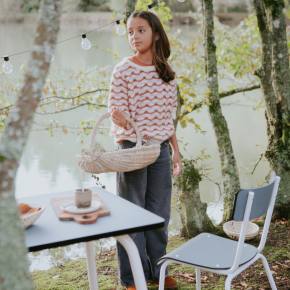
85, 241, 99, 290
115, 234, 147, 290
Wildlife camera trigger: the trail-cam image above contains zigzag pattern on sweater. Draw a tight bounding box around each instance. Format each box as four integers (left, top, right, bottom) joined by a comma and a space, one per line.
108, 58, 177, 142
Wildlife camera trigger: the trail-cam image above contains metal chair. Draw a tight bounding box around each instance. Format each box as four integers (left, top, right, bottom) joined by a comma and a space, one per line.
157, 172, 280, 290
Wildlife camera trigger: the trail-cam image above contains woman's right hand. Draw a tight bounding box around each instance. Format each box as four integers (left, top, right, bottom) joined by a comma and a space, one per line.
111, 107, 127, 128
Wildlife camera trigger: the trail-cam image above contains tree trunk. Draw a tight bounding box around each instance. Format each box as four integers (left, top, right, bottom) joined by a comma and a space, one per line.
201, 0, 241, 223
173, 85, 182, 130
124, 0, 137, 23
254, 0, 290, 219
174, 161, 214, 238
0, 1, 63, 289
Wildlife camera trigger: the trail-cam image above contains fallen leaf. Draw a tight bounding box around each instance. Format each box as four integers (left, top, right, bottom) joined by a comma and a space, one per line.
270, 270, 277, 275
240, 281, 247, 287
273, 265, 279, 270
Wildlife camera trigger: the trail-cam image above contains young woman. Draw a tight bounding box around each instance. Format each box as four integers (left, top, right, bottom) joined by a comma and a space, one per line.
108, 10, 182, 290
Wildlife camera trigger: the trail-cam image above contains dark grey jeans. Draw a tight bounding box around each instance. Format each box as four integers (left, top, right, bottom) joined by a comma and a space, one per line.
116, 139, 172, 287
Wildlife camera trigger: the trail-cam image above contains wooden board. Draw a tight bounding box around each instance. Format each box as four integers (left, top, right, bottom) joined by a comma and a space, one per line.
51, 194, 110, 224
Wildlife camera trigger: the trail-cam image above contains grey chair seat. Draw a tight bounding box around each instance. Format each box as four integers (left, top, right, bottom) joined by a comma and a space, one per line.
158, 233, 257, 270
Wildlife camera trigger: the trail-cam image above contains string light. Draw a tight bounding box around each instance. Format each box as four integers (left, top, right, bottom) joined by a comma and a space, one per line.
0, 18, 123, 58
2, 56, 13, 74
115, 20, 126, 36
0, 18, 125, 73
147, 4, 156, 14
81, 33, 91, 50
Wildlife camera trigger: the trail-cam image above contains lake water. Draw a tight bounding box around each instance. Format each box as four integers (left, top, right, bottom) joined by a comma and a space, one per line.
0, 20, 270, 272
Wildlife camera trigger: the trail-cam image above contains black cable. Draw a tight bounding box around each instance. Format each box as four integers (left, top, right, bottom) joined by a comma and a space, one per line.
0, 17, 124, 59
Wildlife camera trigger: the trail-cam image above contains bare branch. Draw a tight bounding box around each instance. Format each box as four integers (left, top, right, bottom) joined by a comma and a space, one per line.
39, 88, 109, 102
182, 83, 261, 116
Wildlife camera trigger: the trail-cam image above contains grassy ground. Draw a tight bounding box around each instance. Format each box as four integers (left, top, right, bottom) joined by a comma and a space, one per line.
31, 220, 290, 289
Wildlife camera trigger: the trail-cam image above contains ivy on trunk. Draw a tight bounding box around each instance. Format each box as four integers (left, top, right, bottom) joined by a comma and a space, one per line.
253, 0, 290, 219
173, 159, 214, 238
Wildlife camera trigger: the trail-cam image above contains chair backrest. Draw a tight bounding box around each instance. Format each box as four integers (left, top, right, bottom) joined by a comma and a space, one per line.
229, 172, 280, 272
232, 172, 277, 222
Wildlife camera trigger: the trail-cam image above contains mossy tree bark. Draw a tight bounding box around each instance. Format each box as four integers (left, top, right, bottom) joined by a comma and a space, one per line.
124, 0, 137, 24
253, 0, 290, 219
173, 85, 182, 130
201, 0, 241, 223
0, 1, 63, 289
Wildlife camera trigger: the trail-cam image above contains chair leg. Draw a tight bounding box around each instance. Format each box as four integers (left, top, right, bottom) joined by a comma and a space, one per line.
260, 255, 277, 290
158, 260, 171, 290
225, 274, 233, 290
195, 268, 201, 290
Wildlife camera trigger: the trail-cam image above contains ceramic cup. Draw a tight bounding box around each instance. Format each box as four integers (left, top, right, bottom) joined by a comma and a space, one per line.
75, 189, 92, 208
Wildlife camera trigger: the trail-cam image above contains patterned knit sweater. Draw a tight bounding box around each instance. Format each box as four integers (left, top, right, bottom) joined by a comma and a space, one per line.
108, 57, 177, 144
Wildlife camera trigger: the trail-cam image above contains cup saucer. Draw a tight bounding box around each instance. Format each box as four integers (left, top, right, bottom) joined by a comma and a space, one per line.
60, 201, 101, 214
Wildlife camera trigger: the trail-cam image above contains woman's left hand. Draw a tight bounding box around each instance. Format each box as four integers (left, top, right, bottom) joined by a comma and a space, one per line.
172, 150, 182, 176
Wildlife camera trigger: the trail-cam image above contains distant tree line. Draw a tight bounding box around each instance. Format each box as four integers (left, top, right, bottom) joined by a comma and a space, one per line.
20, 0, 249, 14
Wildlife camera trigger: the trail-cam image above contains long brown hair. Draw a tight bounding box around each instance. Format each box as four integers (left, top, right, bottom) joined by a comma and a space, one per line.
128, 10, 175, 83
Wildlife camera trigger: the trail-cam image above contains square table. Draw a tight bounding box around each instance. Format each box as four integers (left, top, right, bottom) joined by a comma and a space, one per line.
18, 187, 165, 290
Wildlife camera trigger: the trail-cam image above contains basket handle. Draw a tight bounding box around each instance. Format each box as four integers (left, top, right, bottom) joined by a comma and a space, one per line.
90, 112, 142, 152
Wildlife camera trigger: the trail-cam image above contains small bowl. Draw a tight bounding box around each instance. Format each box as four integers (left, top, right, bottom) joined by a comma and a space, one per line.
223, 220, 259, 241
20, 202, 46, 229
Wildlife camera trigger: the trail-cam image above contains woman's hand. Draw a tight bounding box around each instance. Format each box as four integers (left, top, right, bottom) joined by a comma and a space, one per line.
172, 150, 182, 176
111, 107, 127, 128
169, 132, 182, 176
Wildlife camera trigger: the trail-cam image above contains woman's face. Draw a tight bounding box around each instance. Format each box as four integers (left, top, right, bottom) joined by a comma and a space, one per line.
127, 17, 154, 53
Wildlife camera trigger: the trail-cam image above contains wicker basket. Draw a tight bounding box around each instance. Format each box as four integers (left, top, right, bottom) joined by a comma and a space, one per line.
223, 221, 259, 241
21, 202, 46, 229
76, 112, 161, 174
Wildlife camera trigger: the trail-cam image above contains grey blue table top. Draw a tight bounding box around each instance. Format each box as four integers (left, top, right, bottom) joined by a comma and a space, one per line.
17, 187, 165, 252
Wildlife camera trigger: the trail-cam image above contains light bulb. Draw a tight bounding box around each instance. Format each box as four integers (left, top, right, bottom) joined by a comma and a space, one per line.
147, 4, 156, 14
81, 33, 91, 50
50, 54, 54, 63
178, 0, 185, 2
115, 20, 126, 36
2, 55, 13, 74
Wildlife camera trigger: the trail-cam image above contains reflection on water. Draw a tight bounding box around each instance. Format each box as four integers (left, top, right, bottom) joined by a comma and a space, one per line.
1, 21, 270, 271
28, 238, 116, 271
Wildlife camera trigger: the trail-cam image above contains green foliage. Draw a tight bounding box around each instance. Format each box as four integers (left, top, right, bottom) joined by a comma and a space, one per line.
227, 4, 248, 13
173, 147, 211, 193
78, 0, 110, 12
163, 0, 195, 13
174, 159, 202, 192
0, 61, 111, 141
0, 154, 6, 163
215, 14, 262, 78
135, 0, 172, 30
21, 0, 40, 13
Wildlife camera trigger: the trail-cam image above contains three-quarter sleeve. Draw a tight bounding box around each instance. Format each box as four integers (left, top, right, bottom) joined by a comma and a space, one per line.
108, 69, 132, 130
108, 70, 129, 114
